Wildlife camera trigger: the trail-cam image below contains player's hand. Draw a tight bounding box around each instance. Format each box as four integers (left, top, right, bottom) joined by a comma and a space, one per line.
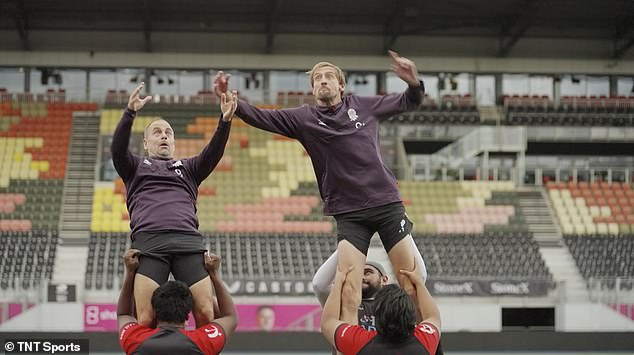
204, 252, 222, 275
221, 90, 238, 122
213, 71, 232, 98
127, 82, 153, 112
123, 249, 141, 273
388, 50, 420, 87
400, 262, 424, 286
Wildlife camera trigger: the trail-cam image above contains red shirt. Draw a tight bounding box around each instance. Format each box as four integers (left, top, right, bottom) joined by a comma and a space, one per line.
119, 322, 226, 355
335, 321, 439, 355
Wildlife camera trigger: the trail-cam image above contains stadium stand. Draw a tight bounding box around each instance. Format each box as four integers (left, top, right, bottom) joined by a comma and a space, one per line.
85, 232, 337, 290
0, 101, 97, 231
414, 233, 551, 281
505, 95, 634, 126
0, 231, 57, 291
564, 234, 634, 290
386, 94, 481, 125
547, 182, 634, 235
399, 181, 528, 234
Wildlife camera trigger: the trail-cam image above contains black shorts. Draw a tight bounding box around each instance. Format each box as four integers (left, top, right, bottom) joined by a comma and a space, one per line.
334, 202, 413, 255
131, 231, 208, 286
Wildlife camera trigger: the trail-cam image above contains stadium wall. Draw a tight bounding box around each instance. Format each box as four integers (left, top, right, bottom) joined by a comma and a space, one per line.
1, 302, 632, 332
1, 51, 634, 75
0, 331, 633, 352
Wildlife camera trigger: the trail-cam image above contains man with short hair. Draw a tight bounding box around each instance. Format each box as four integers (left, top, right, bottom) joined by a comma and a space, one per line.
321, 264, 441, 355
318, 260, 444, 355
111, 82, 238, 327
118, 249, 237, 355
255, 305, 276, 332
357, 261, 389, 331
214, 51, 427, 325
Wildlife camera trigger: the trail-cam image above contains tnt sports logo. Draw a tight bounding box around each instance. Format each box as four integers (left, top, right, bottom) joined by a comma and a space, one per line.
4, 339, 88, 354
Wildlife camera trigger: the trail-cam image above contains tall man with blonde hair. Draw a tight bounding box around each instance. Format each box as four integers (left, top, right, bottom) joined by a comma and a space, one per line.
214, 51, 426, 325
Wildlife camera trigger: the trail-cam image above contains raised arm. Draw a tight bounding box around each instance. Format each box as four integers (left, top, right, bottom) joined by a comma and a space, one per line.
204, 253, 238, 336
111, 83, 153, 180
321, 266, 354, 348
213, 71, 301, 138
360, 51, 425, 119
400, 266, 441, 332
188, 91, 236, 183
117, 249, 141, 331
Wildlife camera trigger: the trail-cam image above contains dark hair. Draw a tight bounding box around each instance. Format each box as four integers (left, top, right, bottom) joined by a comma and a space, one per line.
151, 281, 193, 324
373, 284, 416, 343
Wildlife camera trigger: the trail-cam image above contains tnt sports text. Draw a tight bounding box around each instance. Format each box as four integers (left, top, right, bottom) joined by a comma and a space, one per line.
4, 340, 85, 354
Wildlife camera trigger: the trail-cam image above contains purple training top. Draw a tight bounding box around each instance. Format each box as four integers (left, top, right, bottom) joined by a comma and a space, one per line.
235, 84, 424, 215
111, 108, 231, 236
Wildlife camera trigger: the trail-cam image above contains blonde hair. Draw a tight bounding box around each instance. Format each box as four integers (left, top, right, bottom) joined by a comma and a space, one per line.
306, 62, 346, 88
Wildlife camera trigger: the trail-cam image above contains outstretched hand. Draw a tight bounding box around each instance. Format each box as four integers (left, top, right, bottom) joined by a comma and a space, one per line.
221, 90, 238, 122
388, 50, 420, 87
213, 71, 232, 98
127, 82, 153, 112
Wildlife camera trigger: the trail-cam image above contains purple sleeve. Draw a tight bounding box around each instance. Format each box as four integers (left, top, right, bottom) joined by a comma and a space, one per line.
111, 108, 139, 181
359, 82, 425, 120
235, 100, 302, 139
187, 117, 232, 184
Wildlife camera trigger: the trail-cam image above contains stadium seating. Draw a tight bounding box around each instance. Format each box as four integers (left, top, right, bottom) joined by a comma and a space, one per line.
564, 234, 634, 290
386, 94, 481, 125
0, 102, 97, 231
414, 233, 552, 281
399, 181, 528, 234
0, 231, 57, 291
547, 182, 634, 235
85, 232, 336, 289
505, 95, 634, 126
86, 231, 554, 290
85, 232, 129, 290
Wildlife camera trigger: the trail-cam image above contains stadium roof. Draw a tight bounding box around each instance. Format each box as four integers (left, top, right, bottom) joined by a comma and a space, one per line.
1, 0, 632, 60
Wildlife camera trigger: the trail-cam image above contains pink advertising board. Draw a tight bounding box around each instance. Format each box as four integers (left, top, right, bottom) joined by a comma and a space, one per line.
84, 303, 321, 332
84, 303, 118, 331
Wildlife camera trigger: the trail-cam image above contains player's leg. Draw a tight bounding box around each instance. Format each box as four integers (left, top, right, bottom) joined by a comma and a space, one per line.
333, 214, 373, 325
409, 236, 428, 282
376, 204, 418, 301
172, 253, 214, 327
312, 250, 338, 307
386, 235, 416, 297
336, 240, 367, 324
134, 255, 170, 326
